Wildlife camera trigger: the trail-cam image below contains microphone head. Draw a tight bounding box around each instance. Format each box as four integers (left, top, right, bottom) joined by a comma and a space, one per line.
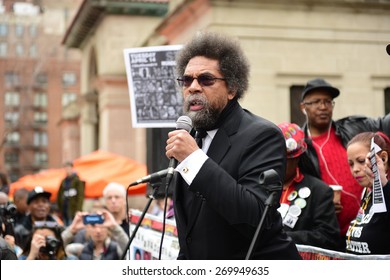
176, 115, 193, 132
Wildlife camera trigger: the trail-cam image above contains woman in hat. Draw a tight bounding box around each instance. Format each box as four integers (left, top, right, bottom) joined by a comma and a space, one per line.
278, 122, 342, 251
346, 132, 390, 255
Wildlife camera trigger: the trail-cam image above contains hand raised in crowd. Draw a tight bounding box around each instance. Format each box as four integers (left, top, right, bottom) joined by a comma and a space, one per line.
68, 211, 88, 235
100, 209, 119, 230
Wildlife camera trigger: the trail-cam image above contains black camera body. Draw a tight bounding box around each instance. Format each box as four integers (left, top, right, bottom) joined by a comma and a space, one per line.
40, 236, 60, 256
0, 202, 17, 237
0, 202, 17, 219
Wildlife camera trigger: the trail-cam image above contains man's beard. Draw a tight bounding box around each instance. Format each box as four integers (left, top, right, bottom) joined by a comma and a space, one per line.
184, 94, 222, 131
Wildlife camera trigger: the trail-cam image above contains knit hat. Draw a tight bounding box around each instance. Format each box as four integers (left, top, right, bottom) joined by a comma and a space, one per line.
301, 78, 340, 101
278, 122, 307, 159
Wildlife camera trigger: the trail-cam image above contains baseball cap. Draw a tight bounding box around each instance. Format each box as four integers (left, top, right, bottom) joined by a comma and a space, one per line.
301, 78, 340, 101
27, 186, 52, 204
278, 122, 307, 159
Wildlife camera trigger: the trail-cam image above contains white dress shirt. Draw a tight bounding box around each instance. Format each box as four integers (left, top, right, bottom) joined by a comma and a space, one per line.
176, 129, 217, 185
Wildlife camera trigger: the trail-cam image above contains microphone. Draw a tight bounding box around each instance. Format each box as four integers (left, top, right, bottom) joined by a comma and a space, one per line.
166, 115, 193, 185
246, 169, 282, 260
259, 169, 282, 194
129, 169, 168, 186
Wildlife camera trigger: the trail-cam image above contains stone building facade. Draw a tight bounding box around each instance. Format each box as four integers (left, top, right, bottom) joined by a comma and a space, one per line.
63, 0, 390, 175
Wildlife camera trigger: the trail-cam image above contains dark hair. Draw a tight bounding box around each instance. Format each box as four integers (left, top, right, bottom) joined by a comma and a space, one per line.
347, 131, 390, 174
13, 187, 29, 201
175, 31, 250, 100
22, 224, 66, 260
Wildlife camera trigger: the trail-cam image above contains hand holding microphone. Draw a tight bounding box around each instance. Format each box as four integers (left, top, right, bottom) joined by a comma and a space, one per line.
165, 116, 196, 163
127, 116, 194, 188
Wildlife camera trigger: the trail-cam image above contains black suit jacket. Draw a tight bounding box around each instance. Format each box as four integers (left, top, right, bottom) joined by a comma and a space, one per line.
173, 103, 301, 259
283, 174, 342, 251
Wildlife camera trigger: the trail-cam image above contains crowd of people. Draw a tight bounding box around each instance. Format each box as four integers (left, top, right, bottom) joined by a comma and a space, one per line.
1, 32, 389, 260
0, 179, 131, 260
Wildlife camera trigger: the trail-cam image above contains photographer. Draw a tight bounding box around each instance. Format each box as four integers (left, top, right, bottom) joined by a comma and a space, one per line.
19, 221, 71, 260
0, 192, 18, 257
62, 209, 128, 260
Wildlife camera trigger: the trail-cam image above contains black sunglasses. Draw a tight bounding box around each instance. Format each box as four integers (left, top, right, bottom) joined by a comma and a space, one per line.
176, 74, 225, 87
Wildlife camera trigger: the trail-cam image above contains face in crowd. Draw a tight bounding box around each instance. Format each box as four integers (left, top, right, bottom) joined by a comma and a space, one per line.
301, 90, 335, 131
347, 132, 390, 189
29, 196, 51, 220
104, 188, 126, 216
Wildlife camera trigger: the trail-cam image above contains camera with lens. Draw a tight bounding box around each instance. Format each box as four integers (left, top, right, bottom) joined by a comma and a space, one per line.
0, 202, 17, 220
0, 202, 17, 237
40, 236, 60, 256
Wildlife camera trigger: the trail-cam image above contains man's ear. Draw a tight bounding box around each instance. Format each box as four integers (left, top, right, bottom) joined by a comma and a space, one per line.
227, 89, 237, 100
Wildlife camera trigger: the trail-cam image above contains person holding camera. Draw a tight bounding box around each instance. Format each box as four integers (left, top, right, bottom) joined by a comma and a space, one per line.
62, 209, 129, 260
19, 222, 72, 260
0, 192, 19, 257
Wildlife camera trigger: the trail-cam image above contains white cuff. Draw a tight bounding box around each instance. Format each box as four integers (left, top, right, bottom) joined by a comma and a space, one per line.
176, 149, 208, 185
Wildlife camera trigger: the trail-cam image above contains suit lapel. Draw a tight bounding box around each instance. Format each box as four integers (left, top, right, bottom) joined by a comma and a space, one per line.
185, 104, 244, 233
207, 130, 230, 164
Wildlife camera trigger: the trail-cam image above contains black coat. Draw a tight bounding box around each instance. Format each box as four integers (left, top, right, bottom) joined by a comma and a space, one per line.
173, 102, 301, 260
346, 182, 390, 255
282, 174, 342, 251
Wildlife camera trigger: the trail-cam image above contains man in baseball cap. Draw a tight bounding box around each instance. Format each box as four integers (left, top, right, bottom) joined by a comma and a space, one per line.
14, 186, 58, 251
301, 78, 340, 101
27, 186, 51, 205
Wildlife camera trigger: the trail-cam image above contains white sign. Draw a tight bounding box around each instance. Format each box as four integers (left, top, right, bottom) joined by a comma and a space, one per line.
126, 209, 179, 260
370, 137, 387, 213
123, 45, 183, 128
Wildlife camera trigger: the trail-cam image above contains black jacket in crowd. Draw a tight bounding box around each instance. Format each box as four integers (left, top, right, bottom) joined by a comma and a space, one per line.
282, 174, 342, 251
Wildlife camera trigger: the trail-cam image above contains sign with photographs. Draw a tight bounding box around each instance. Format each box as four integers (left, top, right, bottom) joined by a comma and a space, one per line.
123, 45, 183, 128
127, 209, 179, 260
